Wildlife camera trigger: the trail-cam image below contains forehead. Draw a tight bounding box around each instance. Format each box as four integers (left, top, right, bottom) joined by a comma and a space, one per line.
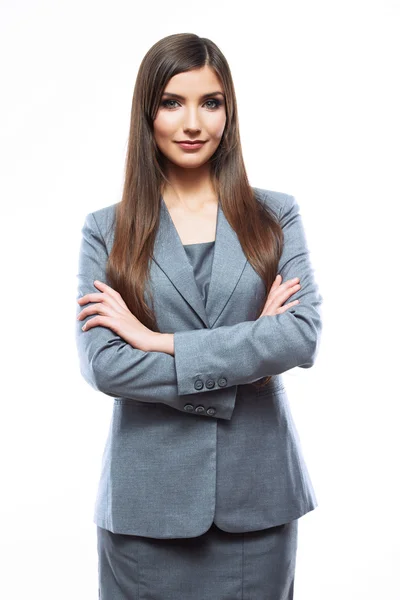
163, 66, 223, 96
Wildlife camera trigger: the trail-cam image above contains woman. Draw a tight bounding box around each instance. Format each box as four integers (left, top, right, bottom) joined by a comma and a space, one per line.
76, 32, 323, 600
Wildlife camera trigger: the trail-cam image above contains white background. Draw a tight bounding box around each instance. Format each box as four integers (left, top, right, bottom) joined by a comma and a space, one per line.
1, 1, 399, 598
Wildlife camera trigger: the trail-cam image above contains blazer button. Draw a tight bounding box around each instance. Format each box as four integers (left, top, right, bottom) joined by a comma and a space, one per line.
206, 407, 216, 416
184, 404, 194, 412
194, 379, 204, 390
205, 379, 215, 389
218, 377, 227, 387
195, 405, 205, 413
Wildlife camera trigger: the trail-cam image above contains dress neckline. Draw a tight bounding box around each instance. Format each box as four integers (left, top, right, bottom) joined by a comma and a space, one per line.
183, 240, 215, 247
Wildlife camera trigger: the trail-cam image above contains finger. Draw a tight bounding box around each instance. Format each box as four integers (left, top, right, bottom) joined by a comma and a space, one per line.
81, 315, 114, 331
78, 303, 112, 321
95, 280, 129, 310
287, 282, 301, 295
269, 274, 282, 293
266, 282, 300, 307
77, 292, 104, 305
274, 277, 299, 291
285, 277, 300, 287
265, 275, 283, 304
93, 280, 126, 305
276, 299, 300, 314
275, 283, 301, 303
78, 289, 125, 314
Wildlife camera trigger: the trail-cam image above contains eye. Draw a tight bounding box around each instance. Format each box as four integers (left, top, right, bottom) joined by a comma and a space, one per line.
204, 99, 221, 110
161, 99, 180, 109
160, 98, 223, 110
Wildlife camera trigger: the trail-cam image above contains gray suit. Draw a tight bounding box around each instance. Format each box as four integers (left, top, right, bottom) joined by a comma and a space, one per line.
75, 187, 323, 539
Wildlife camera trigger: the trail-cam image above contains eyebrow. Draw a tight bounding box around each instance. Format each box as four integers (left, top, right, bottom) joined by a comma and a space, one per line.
161, 91, 225, 100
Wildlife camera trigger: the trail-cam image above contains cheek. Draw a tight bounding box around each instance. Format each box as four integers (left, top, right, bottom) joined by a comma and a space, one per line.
153, 114, 176, 140
209, 114, 226, 140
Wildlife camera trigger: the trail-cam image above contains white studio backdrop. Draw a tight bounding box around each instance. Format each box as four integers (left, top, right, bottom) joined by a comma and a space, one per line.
0, 1, 399, 598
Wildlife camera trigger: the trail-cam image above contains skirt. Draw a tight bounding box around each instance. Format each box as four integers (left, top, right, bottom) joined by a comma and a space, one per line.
97, 520, 298, 600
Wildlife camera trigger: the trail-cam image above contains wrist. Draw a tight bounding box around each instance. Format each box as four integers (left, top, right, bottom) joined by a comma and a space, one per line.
148, 332, 175, 355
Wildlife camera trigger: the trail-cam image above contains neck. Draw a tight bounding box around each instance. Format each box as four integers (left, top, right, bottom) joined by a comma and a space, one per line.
161, 162, 217, 211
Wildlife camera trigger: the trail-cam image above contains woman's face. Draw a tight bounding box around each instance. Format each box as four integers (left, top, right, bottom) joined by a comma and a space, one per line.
153, 66, 226, 170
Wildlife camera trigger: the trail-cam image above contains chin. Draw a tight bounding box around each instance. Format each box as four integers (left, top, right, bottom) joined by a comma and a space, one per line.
167, 154, 212, 169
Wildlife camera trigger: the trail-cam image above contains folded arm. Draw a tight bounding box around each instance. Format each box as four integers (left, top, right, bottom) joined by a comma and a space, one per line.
75, 212, 236, 419
173, 193, 323, 395
76, 193, 323, 418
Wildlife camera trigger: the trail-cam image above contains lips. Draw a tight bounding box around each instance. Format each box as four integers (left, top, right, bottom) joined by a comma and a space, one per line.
175, 141, 206, 151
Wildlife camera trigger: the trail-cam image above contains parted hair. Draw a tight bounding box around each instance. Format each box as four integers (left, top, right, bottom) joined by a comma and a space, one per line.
106, 33, 284, 387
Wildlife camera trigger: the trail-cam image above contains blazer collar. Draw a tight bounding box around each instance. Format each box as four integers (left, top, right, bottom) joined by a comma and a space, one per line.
152, 196, 248, 328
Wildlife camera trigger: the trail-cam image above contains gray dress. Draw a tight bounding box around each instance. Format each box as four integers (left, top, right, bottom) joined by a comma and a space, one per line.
97, 241, 298, 600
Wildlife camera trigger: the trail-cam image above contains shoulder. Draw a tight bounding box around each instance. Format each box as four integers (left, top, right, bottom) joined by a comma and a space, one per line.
251, 186, 295, 222
86, 202, 118, 246
91, 202, 118, 228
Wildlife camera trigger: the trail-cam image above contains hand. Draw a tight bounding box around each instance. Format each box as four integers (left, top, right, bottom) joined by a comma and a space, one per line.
258, 274, 301, 318
77, 280, 155, 352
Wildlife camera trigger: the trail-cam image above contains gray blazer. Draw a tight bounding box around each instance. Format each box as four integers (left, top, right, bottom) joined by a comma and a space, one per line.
75, 187, 323, 538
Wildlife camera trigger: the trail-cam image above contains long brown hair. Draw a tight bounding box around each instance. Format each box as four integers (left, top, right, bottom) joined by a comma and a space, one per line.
106, 33, 284, 387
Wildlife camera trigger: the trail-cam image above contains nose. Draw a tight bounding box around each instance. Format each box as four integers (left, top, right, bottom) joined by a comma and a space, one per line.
183, 106, 202, 132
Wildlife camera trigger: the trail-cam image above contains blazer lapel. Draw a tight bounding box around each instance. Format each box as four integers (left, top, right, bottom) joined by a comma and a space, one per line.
152, 196, 248, 329
205, 203, 248, 328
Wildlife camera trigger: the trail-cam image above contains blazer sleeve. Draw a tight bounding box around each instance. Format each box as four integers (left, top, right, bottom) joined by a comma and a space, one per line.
75, 212, 236, 420
173, 193, 323, 395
